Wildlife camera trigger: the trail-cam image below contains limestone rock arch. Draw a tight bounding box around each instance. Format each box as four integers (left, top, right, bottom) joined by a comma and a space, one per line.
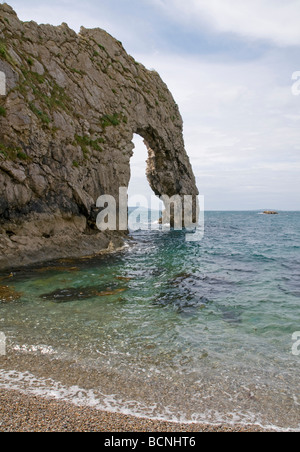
0, 4, 198, 268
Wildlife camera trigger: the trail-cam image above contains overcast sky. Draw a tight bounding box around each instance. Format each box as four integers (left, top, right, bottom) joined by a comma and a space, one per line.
4, 0, 300, 210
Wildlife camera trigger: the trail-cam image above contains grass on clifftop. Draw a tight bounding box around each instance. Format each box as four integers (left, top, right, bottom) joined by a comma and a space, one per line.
0, 142, 30, 161
100, 113, 128, 129
18, 67, 72, 126
29, 102, 51, 125
0, 40, 15, 65
74, 135, 104, 159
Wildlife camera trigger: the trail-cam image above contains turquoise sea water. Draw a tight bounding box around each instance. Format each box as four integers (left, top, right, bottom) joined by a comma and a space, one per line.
0, 211, 299, 429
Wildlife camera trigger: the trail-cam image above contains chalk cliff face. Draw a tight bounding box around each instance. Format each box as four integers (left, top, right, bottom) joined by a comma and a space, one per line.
0, 3, 198, 269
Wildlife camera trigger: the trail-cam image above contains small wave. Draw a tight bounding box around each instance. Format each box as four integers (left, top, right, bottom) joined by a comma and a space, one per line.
278, 285, 300, 298
251, 253, 276, 262
0, 369, 297, 431
12, 344, 56, 356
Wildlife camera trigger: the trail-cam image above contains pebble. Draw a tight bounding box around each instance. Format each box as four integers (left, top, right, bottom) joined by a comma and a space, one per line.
0, 389, 270, 432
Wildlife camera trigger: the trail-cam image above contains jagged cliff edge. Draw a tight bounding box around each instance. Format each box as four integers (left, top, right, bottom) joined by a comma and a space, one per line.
0, 3, 198, 270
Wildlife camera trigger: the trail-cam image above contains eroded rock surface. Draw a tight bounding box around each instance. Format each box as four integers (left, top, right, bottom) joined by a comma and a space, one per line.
0, 3, 198, 269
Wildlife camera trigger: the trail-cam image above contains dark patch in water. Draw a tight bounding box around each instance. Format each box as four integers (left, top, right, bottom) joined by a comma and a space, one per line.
41, 284, 126, 303
278, 284, 300, 298
153, 271, 238, 314
278, 270, 300, 298
151, 268, 166, 277
123, 267, 166, 280
221, 309, 242, 325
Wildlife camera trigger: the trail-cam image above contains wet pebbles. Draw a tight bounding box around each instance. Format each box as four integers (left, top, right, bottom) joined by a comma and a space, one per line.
0, 389, 269, 432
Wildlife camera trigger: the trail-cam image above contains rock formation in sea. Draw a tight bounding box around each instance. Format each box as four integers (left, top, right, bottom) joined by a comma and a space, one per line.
0, 3, 198, 269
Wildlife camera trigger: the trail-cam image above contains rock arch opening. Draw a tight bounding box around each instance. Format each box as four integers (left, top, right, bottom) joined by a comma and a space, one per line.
127, 134, 163, 230
128, 134, 157, 208
127, 129, 199, 229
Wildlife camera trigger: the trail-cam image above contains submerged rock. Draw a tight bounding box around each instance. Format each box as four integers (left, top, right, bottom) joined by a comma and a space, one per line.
35, 266, 79, 273
0, 284, 21, 303
221, 310, 242, 325
40, 285, 126, 303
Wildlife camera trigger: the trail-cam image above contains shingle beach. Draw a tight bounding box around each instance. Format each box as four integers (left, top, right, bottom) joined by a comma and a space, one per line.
0, 389, 270, 432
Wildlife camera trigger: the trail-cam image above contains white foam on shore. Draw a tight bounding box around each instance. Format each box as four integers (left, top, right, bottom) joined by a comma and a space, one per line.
0, 368, 298, 432
11, 344, 56, 356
